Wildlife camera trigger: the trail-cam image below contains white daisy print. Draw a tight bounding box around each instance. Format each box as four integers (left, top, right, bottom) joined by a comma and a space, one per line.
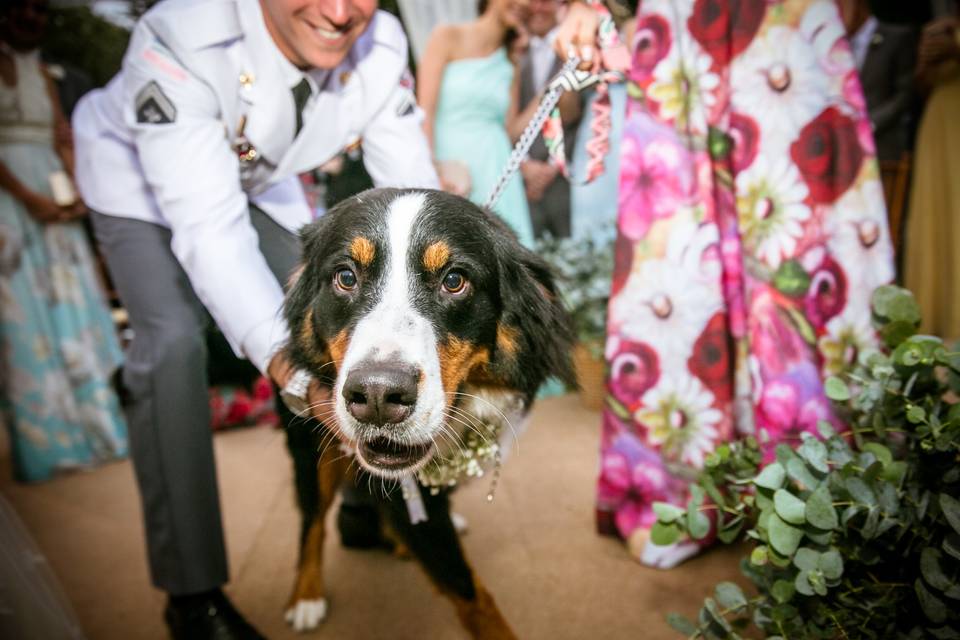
825, 181, 894, 307
818, 309, 878, 376
735, 154, 811, 269
636, 373, 723, 468
732, 27, 829, 148
648, 43, 719, 134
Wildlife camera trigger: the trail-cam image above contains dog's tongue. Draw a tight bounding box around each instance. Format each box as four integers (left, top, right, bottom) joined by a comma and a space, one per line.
358, 436, 432, 471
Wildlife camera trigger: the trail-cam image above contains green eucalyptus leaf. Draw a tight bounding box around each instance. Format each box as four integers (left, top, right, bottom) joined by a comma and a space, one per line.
921, 548, 953, 592
862, 442, 893, 467
768, 514, 804, 556
787, 457, 819, 491
806, 484, 839, 530
883, 460, 908, 486
846, 477, 877, 506
652, 501, 686, 524
750, 546, 769, 566
774, 489, 807, 525
715, 582, 748, 611
862, 507, 881, 539
795, 571, 815, 596
882, 320, 919, 348
798, 437, 829, 473
944, 533, 960, 562
929, 626, 960, 640
650, 521, 679, 546
666, 613, 697, 635
808, 569, 828, 596
771, 579, 795, 604
687, 504, 711, 540
916, 578, 949, 624
689, 484, 705, 506
842, 504, 860, 527
718, 518, 744, 544
755, 462, 786, 490
816, 420, 836, 439
701, 475, 726, 510
877, 482, 899, 515
818, 550, 843, 580
793, 547, 820, 571
824, 377, 851, 401
907, 405, 927, 424
941, 494, 960, 535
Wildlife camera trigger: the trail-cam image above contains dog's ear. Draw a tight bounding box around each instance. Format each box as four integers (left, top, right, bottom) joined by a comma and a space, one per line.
282, 219, 333, 382
489, 238, 577, 398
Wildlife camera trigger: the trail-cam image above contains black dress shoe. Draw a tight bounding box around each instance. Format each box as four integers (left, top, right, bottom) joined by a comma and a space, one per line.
164, 590, 265, 640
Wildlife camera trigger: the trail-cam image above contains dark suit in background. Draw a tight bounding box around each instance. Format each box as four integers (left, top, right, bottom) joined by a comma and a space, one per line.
857, 21, 919, 161
518, 52, 578, 239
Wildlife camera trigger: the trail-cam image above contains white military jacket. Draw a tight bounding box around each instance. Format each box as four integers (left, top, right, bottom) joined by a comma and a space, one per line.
73, 0, 438, 375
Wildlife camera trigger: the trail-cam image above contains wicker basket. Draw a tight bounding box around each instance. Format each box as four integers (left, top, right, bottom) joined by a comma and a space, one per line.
573, 343, 606, 411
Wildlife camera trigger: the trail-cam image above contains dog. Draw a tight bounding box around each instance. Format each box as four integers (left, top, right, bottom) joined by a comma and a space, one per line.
281, 187, 575, 638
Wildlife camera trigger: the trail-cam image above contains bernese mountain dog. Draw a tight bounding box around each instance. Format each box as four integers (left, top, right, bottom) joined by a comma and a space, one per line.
281, 188, 575, 638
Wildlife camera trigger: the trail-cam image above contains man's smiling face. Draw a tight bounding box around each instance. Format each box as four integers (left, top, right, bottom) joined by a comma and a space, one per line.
260, 0, 378, 70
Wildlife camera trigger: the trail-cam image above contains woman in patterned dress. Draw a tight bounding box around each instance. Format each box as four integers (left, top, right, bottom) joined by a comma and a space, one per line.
558, 0, 894, 567
1, 0, 127, 482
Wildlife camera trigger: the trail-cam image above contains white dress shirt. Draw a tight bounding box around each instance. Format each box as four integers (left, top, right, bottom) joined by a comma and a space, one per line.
72, 0, 438, 374
529, 28, 559, 93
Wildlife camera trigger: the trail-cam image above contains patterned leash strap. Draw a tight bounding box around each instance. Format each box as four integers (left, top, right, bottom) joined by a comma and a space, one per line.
483, 1, 630, 210
483, 55, 583, 210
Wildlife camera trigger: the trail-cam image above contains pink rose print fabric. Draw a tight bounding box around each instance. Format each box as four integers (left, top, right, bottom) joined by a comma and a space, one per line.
597, 0, 895, 546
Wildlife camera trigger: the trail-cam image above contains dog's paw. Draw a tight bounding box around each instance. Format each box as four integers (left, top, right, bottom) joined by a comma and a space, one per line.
285, 598, 328, 632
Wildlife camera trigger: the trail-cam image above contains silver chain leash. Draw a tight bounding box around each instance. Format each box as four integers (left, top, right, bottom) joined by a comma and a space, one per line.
483, 56, 584, 210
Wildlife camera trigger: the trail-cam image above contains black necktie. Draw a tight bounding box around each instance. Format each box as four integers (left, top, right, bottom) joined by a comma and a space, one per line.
292, 78, 312, 135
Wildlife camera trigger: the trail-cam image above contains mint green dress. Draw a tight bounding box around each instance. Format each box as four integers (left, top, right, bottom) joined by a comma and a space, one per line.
433, 48, 533, 246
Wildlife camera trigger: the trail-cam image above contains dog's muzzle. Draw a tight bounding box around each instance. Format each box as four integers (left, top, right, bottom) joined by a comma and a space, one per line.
342, 361, 435, 473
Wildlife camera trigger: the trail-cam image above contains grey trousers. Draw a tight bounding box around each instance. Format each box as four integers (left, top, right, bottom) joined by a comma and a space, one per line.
91, 206, 300, 595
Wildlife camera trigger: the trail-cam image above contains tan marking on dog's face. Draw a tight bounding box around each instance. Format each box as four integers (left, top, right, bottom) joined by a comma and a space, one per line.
349, 237, 375, 267
422, 241, 451, 273
327, 329, 350, 368
297, 308, 330, 371
495, 324, 519, 357
438, 335, 490, 394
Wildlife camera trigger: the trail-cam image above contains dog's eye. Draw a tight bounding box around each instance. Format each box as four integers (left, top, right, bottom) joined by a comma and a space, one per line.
334, 268, 358, 291
441, 270, 468, 295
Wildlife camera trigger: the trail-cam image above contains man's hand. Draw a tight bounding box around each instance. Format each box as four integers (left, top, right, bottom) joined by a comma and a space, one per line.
268, 350, 335, 425
521, 159, 558, 202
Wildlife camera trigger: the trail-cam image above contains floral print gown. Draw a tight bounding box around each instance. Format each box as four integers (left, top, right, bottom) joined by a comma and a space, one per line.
0, 49, 128, 482
597, 0, 894, 542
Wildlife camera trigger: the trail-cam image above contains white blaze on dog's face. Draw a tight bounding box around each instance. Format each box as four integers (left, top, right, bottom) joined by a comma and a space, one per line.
284, 188, 576, 479
333, 193, 446, 477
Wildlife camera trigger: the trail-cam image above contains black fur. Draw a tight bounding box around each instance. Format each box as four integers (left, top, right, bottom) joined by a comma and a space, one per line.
284, 187, 576, 400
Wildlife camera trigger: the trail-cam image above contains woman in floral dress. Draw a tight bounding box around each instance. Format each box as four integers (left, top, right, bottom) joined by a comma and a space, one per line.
561, 0, 895, 567
1, 0, 127, 482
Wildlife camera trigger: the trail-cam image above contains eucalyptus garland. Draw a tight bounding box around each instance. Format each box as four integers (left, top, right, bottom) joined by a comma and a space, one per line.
653, 286, 960, 639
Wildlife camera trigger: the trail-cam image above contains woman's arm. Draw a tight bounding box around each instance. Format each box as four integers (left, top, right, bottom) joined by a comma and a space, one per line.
43, 66, 76, 178
0, 161, 68, 223
416, 25, 454, 150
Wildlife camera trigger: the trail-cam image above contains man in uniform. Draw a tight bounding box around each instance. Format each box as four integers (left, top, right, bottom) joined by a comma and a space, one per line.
72, 0, 438, 637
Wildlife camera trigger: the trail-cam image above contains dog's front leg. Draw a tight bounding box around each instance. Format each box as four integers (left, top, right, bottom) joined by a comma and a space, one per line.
285, 427, 351, 632
384, 487, 518, 640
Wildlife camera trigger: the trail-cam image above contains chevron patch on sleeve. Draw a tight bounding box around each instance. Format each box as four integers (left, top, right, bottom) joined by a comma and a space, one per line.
135, 81, 177, 124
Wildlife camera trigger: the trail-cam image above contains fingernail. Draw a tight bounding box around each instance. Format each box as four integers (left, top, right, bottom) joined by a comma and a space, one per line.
582, 45, 594, 62
566, 44, 577, 60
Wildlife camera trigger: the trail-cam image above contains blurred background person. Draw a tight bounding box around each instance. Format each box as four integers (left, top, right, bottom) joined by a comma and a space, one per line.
903, 0, 960, 338
840, 0, 919, 164
518, 0, 580, 239
417, 0, 537, 246
0, 0, 127, 483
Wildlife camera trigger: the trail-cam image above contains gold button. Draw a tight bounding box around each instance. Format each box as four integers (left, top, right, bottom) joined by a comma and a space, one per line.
239, 72, 255, 89
339, 71, 352, 86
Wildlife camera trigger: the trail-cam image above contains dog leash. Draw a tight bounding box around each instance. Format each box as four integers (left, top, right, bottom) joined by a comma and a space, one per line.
483, 1, 629, 211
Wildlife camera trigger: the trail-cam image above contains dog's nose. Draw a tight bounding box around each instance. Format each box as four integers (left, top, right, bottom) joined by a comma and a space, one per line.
342, 363, 419, 425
